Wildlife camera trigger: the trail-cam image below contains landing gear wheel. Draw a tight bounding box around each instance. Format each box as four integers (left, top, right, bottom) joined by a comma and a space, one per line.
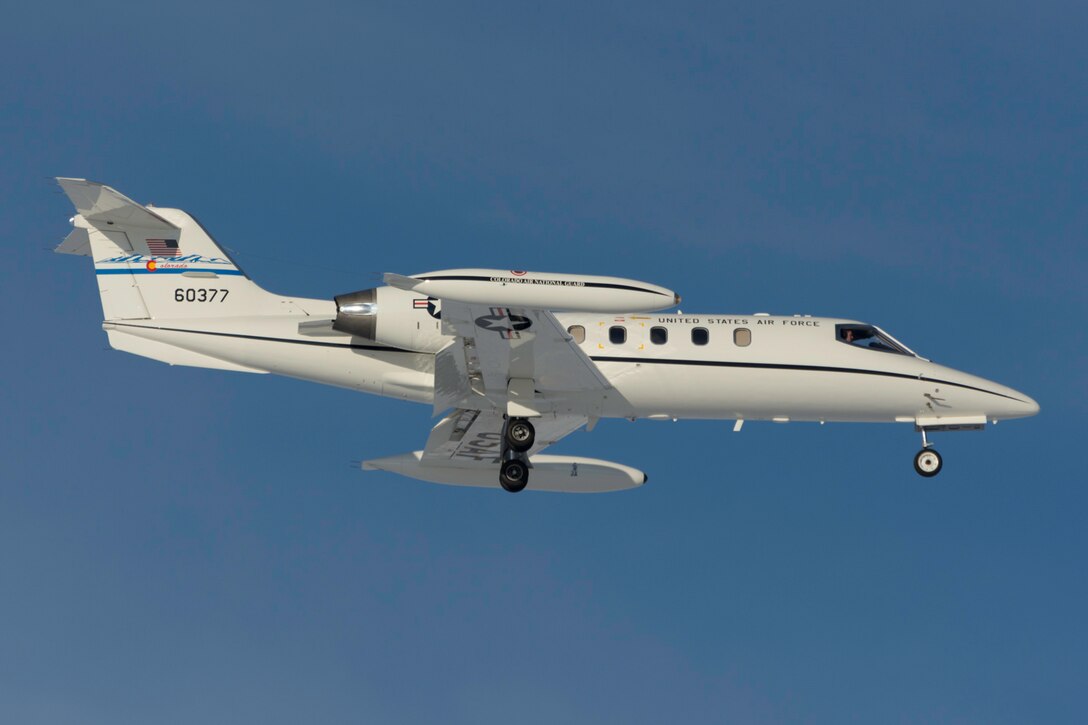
505, 418, 536, 453
914, 448, 943, 477
500, 459, 529, 493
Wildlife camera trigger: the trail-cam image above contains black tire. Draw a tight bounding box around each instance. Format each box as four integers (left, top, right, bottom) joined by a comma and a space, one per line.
499, 459, 529, 493
913, 448, 943, 477
505, 418, 536, 453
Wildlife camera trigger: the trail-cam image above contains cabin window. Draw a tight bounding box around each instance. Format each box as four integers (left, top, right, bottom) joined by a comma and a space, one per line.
734, 328, 751, 347
609, 326, 627, 344
835, 324, 913, 356
691, 327, 709, 345
567, 325, 585, 344
650, 326, 668, 345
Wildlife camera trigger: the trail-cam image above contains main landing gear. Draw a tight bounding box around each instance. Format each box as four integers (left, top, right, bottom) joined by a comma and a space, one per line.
499, 458, 529, 492
499, 417, 536, 493
504, 417, 536, 452
913, 427, 943, 477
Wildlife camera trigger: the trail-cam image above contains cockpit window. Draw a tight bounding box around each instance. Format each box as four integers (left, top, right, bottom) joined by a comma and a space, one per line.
836, 324, 914, 356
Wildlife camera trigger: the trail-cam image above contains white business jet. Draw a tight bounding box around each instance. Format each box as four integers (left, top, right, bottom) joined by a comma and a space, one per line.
55, 179, 1038, 492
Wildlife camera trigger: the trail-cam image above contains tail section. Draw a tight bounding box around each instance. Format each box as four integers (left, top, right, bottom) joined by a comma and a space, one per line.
55, 178, 305, 320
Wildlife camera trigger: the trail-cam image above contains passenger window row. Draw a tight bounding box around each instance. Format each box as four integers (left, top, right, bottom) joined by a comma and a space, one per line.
566, 325, 752, 347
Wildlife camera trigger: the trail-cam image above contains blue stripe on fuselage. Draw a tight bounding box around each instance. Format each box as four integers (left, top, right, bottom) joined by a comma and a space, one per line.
96, 268, 245, 275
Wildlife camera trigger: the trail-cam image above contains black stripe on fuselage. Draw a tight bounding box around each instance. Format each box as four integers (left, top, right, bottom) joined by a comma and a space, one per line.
413, 274, 669, 296
589, 355, 1026, 403
107, 322, 415, 353
106, 323, 1023, 404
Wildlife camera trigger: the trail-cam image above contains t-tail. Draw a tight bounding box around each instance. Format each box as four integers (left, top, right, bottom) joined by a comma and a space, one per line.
55, 178, 323, 372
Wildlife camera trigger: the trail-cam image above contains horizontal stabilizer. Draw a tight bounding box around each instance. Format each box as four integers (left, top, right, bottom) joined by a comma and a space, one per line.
57, 177, 178, 231
363, 451, 646, 493
56, 227, 92, 256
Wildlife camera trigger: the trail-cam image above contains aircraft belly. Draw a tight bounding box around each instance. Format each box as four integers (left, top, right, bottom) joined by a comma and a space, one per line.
603, 362, 928, 422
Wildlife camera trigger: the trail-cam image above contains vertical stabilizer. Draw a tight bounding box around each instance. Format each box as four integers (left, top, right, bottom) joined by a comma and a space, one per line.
56, 178, 306, 320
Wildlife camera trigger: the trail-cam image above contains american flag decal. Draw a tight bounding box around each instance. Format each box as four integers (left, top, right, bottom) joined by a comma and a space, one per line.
146, 238, 181, 256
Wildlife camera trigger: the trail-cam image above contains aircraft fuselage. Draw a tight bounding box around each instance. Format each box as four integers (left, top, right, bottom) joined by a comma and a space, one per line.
102, 306, 1038, 426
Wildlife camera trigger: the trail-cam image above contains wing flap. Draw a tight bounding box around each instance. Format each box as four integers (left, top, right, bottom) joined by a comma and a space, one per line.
433, 342, 476, 414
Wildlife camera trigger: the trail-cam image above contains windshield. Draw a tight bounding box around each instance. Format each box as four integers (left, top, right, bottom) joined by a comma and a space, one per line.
835, 324, 915, 356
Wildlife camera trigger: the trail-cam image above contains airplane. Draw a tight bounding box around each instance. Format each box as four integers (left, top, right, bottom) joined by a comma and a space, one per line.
54, 178, 1039, 493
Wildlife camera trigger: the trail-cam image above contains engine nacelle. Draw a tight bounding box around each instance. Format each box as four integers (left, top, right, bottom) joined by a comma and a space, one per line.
333, 286, 449, 353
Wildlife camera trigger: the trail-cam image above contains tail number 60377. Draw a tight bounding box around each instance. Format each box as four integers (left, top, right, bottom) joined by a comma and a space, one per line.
175, 288, 230, 302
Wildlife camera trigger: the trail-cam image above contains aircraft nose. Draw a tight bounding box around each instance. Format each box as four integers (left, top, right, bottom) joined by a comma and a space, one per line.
1016, 391, 1040, 418
926, 363, 1039, 421
990, 385, 1040, 420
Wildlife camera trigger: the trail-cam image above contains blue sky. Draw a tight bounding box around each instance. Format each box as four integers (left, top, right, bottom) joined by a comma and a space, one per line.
1, 2, 1085, 722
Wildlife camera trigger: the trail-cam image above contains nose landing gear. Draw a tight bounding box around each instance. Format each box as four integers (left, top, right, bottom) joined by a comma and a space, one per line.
914, 448, 943, 477
913, 427, 943, 477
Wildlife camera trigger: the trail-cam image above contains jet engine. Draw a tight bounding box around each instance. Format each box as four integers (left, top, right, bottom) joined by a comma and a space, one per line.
332, 286, 448, 353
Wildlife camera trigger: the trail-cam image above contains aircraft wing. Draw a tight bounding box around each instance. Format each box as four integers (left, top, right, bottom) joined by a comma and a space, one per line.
363, 408, 646, 492
432, 299, 610, 416
364, 280, 647, 492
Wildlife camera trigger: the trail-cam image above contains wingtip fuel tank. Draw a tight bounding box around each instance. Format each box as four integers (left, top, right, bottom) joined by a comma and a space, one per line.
363, 452, 647, 493
383, 268, 679, 313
